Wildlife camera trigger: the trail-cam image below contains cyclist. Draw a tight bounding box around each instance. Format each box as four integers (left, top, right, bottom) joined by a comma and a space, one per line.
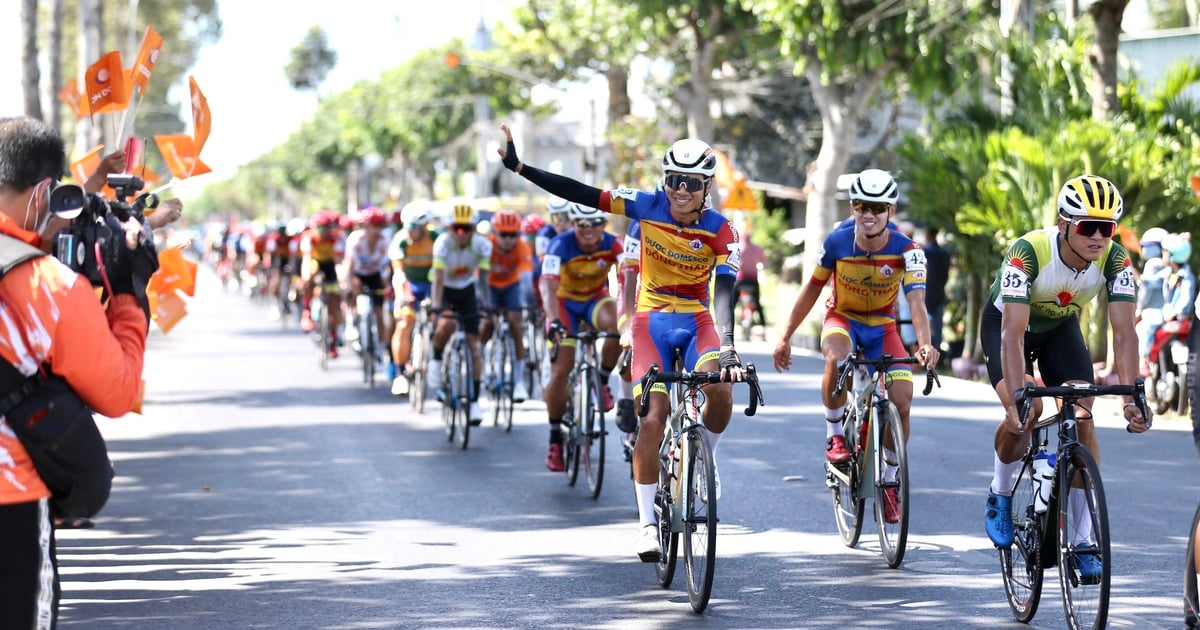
264, 221, 295, 320
428, 204, 492, 425
1135, 227, 1169, 374
539, 202, 624, 471
388, 201, 438, 396
979, 175, 1149, 580
343, 207, 393, 369
499, 124, 746, 561
771, 169, 940, 525
299, 210, 346, 357
481, 209, 534, 403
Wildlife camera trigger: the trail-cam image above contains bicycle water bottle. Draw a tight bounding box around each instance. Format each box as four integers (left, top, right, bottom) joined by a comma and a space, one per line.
1032, 449, 1055, 513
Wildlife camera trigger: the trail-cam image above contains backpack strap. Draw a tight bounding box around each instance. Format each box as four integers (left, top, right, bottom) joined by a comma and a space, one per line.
0, 234, 49, 415
0, 233, 47, 278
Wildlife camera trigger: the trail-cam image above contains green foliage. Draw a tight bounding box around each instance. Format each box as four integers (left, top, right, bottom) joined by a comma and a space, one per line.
605, 115, 669, 190
285, 26, 338, 93
745, 205, 793, 271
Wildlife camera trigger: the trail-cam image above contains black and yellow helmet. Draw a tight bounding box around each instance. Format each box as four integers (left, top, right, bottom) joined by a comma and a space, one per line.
451, 203, 476, 226
1057, 175, 1123, 222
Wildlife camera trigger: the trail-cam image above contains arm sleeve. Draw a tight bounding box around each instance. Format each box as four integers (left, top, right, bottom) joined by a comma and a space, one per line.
519, 164, 604, 209
713, 274, 736, 347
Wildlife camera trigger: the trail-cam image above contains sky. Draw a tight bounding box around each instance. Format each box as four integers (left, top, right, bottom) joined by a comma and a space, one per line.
0, 0, 519, 198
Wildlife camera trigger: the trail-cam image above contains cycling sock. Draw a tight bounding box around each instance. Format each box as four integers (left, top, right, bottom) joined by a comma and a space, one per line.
472, 381, 481, 400
600, 367, 613, 385
825, 407, 845, 438
705, 427, 722, 456
620, 378, 633, 398
883, 449, 898, 482
549, 420, 563, 445
1070, 488, 1093, 544
636, 482, 658, 526
991, 456, 1021, 495
433, 348, 444, 361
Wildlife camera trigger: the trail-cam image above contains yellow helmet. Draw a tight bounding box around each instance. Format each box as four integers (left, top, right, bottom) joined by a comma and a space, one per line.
1057, 175, 1123, 222
451, 203, 475, 226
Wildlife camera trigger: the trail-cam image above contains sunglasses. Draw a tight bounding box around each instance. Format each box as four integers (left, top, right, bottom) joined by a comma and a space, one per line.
664, 174, 708, 192
497, 231, 519, 238
1066, 218, 1116, 238
851, 200, 892, 216
451, 224, 473, 234
575, 218, 605, 229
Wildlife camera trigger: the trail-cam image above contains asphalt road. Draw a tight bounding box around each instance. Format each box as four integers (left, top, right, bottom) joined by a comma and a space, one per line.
55, 268, 1198, 629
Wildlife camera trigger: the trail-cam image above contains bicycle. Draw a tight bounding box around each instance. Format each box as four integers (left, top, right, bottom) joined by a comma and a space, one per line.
637, 358, 765, 613
522, 306, 546, 399
354, 285, 383, 388
1183, 353, 1199, 627
309, 282, 335, 371
408, 299, 433, 413
550, 330, 620, 499
435, 311, 475, 450
999, 379, 1148, 630
483, 308, 519, 433
826, 350, 940, 568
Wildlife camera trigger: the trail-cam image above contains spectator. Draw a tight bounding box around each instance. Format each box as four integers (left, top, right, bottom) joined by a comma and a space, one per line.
733, 227, 767, 329
918, 226, 952, 354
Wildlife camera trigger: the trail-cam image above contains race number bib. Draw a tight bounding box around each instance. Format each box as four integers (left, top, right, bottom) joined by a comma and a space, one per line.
999, 264, 1029, 299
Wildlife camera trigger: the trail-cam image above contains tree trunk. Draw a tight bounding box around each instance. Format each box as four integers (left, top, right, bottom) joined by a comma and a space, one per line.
21, 0, 43, 121
76, 0, 103, 154
1087, 0, 1127, 120
50, 0, 65, 134
605, 66, 630, 122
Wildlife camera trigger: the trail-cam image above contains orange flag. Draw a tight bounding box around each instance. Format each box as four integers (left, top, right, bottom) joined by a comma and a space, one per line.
189, 76, 211, 155
154, 134, 211, 179
84, 51, 130, 119
129, 25, 164, 98
152, 290, 188, 334
57, 79, 90, 120
69, 145, 104, 185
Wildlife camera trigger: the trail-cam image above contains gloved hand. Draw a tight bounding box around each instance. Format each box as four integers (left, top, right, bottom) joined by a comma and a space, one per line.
546, 319, 566, 343
718, 347, 744, 382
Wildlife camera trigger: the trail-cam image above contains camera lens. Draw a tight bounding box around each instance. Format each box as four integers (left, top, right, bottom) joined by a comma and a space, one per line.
49, 184, 85, 219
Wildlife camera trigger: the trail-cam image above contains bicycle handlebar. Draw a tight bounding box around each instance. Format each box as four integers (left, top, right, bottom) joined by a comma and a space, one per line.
548, 330, 620, 363
636, 363, 766, 418
1015, 378, 1150, 432
832, 354, 941, 399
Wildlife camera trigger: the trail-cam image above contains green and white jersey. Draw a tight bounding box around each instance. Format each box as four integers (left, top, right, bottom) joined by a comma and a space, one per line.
988, 227, 1136, 333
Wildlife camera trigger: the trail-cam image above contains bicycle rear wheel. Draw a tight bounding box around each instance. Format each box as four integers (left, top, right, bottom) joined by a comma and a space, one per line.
453, 342, 472, 450
564, 381, 581, 486
410, 321, 429, 413
1000, 456, 1045, 623
582, 367, 606, 499
875, 401, 909, 568
1184, 501, 1200, 628
1057, 446, 1109, 630
441, 351, 455, 443
317, 302, 330, 371
683, 428, 717, 613
493, 334, 515, 432
362, 311, 377, 387
829, 413, 864, 548
655, 444, 679, 588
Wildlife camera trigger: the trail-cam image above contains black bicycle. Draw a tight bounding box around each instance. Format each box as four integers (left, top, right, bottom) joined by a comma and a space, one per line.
1000, 379, 1148, 630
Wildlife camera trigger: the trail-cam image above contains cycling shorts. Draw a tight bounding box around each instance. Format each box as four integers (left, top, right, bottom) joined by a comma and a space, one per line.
631, 310, 720, 397
980, 302, 1092, 388
491, 283, 525, 312
822, 311, 912, 383
441, 284, 481, 335
354, 273, 386, 309
555, 295, 614, 348
396, 281, 431, 318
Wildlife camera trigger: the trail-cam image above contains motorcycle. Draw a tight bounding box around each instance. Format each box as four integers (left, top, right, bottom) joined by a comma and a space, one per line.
1146, 317, 1191, 416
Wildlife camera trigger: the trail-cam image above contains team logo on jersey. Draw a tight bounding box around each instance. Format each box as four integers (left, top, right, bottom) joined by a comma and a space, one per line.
689, 238, 703, 251
879, 264, 895, 277
596, 259, 608, 269
1056, 291, 1074, 307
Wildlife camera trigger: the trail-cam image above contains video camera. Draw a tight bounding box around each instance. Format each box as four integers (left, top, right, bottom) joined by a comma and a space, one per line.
48, 174, 160, 298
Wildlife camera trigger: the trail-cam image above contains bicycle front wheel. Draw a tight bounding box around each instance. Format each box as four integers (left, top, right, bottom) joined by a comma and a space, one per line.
655, 444, 679, 588
1184, 501, 1200, 628
829, 414, 864, 548
582, 367, 606, 499
1057, 446, 1110, 630
362, 311, 377, 387
1000, 456, 1045, 623
497, 334, 515, 432
453, 342, 472, 450
410, 323, 428, 413
875, 401, 909, 568
683, 429, 717, 613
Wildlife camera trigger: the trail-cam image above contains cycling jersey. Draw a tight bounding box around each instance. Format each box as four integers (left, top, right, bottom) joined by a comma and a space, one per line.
389, 228, 437, 284
300, 229, 344, 263
534, 224, 559, 258
988, 227, 1136, 334
541, 230, 623, 301
600, 188, 739, 313
622, 220, 641, 273
810, 223, 926, 326
488, 236, 533, 289
343, 230, 390, 276
432, 232, 492, 290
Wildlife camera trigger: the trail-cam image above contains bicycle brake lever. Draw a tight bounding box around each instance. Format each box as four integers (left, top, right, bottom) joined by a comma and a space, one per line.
922, 369, 941, 396
744, 364, 763, 416
637, 365, 660, 417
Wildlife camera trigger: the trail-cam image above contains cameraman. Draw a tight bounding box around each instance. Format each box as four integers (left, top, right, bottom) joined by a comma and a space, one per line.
0, 117, 149, 628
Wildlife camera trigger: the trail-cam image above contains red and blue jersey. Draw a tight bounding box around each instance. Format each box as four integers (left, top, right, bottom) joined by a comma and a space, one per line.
541, 231, 623, 301
811, 222, 927, 326
600, 188, 739, 313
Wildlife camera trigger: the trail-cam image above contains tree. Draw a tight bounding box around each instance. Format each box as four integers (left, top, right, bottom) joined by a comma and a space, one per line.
745, 0, 995, 275
285, 26, 338, 101
1086, 0, 1129, 120
21, 0, 42, 120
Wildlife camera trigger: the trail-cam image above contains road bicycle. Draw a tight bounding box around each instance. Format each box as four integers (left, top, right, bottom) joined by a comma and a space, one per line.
309, 281, 336, 371
353, 285, 383, 388
522, 306, 546, 399
483, 308, 519, 432
274, 265, 296, 329
637, 357, 765, 613
1183, 339, 1199, 627
435, 311, 476, 450
408, 300, 433, 413
551, 330, 620, 499
826, 350, 940, 568
999, 380, 1148, 630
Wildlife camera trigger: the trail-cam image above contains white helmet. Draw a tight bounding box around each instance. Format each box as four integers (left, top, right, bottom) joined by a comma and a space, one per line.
401, 200, 433, 227
848, 169, 899, 204
547, 197, 572, 218
567, 202, 605, 222
1140, 227, 1168, 245
286, 217, 307, 237
662, 139, 717, 177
